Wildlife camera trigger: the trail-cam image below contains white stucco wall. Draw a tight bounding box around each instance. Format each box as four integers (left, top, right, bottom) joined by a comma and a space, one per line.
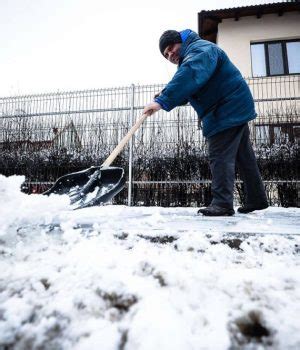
217, 12, 300, 77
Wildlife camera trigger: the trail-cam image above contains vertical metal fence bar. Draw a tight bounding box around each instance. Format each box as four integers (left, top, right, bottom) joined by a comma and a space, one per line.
128, 84, 135, 206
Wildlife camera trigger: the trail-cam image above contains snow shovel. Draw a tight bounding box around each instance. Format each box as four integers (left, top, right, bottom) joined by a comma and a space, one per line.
44, 113, 149, 209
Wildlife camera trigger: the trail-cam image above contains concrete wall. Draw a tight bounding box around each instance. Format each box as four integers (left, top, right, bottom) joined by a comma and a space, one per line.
217, 12, 300, 77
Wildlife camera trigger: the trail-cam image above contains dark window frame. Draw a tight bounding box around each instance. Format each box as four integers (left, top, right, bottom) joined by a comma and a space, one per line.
255, 122, 300, 145
251, 39, 300, 77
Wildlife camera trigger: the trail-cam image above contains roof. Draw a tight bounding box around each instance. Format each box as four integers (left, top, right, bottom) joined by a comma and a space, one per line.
198, 1, 300, 43
0, 121, 81, 146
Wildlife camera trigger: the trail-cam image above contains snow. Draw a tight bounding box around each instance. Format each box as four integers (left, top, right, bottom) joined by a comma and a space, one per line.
0, 174, 300, 349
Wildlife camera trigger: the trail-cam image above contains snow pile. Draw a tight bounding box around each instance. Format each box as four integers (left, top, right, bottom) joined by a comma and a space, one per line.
0, 175, 300, 350
0, 175, 70, 237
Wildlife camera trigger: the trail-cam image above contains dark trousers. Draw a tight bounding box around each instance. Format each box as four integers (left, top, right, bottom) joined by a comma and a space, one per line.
207, 123, 267, 209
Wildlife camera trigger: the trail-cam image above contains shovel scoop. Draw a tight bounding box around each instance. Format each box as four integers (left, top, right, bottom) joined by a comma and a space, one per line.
43, 166, 125, 209
44, 113, 148, 209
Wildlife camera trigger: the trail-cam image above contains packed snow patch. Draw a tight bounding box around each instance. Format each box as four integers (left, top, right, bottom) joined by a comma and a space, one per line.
0, 175, 299, 350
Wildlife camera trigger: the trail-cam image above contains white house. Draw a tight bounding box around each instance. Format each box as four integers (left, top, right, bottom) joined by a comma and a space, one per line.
198, 1, 300, 78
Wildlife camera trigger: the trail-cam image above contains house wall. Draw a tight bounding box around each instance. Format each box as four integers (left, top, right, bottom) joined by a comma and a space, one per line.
217, 12, 300, 77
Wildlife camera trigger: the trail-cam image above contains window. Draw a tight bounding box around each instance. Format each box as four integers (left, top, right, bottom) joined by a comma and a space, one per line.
251, 40, 300, 77
287, 42, 300, 74
255, 125, 269, 144
255, 123, 299, 145
251, 44, 266, 76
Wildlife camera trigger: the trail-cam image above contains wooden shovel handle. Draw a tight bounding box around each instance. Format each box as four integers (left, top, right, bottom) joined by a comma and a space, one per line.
101, 113, 149, 168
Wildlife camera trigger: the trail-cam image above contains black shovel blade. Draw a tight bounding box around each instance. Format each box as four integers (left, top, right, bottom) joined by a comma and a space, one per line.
43, 166, 126, 209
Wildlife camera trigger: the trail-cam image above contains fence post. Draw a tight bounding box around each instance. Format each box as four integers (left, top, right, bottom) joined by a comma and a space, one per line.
128, 84, 135, 206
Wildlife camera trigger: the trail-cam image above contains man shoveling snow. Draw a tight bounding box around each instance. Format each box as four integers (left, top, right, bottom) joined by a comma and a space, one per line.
143, 29, 268, 217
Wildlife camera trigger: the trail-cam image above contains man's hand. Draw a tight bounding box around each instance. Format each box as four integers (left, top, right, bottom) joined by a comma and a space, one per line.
143, 102, 162, 116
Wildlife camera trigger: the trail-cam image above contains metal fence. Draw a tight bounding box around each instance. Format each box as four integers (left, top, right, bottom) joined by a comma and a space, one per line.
0, 75, 299, 207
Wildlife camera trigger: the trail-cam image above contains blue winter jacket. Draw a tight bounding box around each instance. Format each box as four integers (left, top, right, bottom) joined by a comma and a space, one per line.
155, 30, 256, 138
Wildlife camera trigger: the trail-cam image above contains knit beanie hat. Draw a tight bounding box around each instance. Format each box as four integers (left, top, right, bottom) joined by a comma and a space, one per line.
159, 30, 182, 56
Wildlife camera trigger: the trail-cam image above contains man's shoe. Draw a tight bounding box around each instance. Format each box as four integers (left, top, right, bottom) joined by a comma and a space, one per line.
237, 203, 268, 214
197, 205, 235, 217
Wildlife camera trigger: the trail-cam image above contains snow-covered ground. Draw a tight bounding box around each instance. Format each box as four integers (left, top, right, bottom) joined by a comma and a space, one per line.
0, 175, 300, 350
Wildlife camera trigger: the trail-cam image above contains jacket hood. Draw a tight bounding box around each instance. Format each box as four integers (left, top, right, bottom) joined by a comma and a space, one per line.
179, 30, 201, 64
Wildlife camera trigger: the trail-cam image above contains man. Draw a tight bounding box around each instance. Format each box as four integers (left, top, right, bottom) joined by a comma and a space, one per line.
143, 29, 268, 216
